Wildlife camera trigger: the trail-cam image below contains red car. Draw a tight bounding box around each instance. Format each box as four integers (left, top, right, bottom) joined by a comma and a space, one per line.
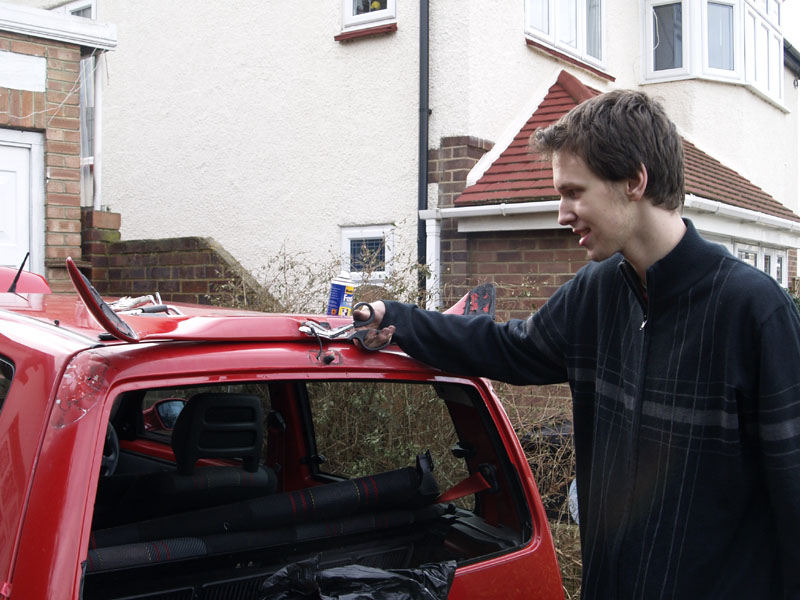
0, 259, 563, 600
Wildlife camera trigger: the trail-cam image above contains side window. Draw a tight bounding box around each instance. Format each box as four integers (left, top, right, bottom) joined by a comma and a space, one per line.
341, 0, 397, 33
341, 225, 393, 283
306, 381, 469, 491
0, 357, 13, 413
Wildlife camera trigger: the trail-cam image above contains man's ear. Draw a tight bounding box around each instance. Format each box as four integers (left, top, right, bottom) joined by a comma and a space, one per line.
626, 163, 648, 202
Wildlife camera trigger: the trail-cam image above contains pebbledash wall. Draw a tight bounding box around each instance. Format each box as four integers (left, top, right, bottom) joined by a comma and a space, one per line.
0, 30, 84, 293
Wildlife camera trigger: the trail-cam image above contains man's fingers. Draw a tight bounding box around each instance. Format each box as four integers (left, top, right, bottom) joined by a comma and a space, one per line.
354, 301, 386, 328
356, 325, 395, 350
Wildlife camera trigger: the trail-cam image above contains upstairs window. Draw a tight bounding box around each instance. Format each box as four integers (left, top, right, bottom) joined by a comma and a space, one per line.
643, 0, 784, 104
341, 0, 397, 32
525, 0, 605, 67
652, 1, 685, 72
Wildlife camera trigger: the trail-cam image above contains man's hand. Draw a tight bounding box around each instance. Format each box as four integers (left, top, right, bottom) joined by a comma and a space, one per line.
353, 301, 395, 350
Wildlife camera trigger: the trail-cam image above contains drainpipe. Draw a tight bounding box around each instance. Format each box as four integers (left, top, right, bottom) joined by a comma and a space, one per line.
417, 0, 430, 296
93, 51, 104, 211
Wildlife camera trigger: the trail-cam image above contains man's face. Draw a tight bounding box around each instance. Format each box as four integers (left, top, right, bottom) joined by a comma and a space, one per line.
553, 151, 637, 263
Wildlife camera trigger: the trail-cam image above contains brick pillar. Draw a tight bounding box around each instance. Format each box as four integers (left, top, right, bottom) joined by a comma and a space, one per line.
81, 208, 121, 294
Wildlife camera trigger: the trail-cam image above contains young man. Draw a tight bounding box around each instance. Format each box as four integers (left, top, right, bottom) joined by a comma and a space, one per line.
357, 90, 800, 598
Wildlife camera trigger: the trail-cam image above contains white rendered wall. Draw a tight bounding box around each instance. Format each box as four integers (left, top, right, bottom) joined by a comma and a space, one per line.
10, 0, 800, 271
94, 1, 421, 278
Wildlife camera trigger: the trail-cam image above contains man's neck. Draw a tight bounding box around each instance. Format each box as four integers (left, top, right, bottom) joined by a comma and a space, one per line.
625, 208, 686, 282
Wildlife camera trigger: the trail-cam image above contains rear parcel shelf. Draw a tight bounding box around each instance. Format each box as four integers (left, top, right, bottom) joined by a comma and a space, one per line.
89, 457, 440, 556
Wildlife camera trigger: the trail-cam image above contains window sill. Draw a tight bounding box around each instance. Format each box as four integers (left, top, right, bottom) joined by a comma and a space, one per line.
640, 74, 788, 113
334, 22, 397, 42
524, 37, 614, 82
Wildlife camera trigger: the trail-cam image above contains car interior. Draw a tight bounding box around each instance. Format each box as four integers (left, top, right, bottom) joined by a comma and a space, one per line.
82, 378, 533, 600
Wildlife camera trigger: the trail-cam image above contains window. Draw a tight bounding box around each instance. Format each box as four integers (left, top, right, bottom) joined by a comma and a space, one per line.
524, 0, 604, 66
707, 2, 734, 70
653, 2, 684, 71
306, 380, 469, 491
341, 225, 393, 283
341, 0, 397, 32
0, 357, 13, 414
643, 0, 784, 103
736, 243, 788, 287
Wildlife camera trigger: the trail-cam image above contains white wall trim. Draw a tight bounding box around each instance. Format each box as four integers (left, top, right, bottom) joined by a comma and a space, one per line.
421, 195, 800, 247
0, 2, 116, 50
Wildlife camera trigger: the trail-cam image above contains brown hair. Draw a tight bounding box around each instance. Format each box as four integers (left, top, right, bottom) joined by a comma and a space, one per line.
531, 90, 684, 210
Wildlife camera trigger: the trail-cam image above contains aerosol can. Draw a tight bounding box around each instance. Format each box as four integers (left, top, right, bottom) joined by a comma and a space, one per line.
327, 272, 355, 316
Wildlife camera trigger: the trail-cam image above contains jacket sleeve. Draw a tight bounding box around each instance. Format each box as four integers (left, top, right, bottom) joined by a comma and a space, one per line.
757, 300, 800, 597
381, 293, 570, 386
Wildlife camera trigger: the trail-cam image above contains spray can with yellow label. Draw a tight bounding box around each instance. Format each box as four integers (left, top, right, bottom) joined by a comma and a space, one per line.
327, 272, 355, 316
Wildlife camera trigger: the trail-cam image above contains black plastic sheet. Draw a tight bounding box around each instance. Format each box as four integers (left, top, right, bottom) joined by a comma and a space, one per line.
259, 556, 456, 600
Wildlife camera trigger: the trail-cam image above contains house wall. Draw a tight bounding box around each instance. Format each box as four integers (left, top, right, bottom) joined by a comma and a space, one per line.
0, 28, 84, 293
83, 1, 422, 283
9, 0, 799, 294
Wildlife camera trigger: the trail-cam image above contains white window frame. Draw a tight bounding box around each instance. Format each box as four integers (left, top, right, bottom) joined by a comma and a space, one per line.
642, 0, 784, 104
735, 242, 788, 287
524, 0, 606, 69
341, 0, 397, 33
340, 225, 394, 283
702, 0, 742, 79
644, 0, 691, 80
51, 0, 96, 19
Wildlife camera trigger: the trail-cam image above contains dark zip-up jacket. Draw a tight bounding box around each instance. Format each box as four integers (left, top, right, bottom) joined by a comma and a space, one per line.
382, 220, 800, 599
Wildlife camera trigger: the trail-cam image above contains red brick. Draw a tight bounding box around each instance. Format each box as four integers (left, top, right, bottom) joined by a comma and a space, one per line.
47, 168, 80, 181
10, 40, 46, 56
46, 46, 81, 62
47, 140, 80, 155
47, 116, 79, 130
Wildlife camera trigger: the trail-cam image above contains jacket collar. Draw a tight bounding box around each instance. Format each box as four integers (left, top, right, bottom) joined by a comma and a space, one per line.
618, 219, 730, 306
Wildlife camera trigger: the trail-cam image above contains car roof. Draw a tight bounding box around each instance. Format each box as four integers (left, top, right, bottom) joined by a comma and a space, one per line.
0, 291, 356, 348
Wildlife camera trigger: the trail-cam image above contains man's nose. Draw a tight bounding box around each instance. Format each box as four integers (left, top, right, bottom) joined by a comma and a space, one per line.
557, 199, 573, 227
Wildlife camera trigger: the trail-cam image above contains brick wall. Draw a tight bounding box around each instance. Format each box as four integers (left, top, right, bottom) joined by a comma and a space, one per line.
0, 30, 83, 293
81, 209, 261, 305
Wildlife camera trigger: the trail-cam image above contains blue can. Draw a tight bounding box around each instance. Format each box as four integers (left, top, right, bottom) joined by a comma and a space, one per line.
327, 274, 355, 316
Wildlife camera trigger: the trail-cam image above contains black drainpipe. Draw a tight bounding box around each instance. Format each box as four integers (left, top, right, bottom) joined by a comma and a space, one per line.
417, 0, 430, 293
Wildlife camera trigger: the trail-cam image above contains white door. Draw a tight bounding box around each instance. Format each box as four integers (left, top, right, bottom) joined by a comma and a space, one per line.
0, 130, 44, 272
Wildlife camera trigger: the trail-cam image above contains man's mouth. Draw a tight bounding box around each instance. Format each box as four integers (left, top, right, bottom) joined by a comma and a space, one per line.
574, 228, 591, 247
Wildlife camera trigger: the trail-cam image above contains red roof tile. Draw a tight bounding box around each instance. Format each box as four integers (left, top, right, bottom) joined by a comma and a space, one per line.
455, 70, 800, 223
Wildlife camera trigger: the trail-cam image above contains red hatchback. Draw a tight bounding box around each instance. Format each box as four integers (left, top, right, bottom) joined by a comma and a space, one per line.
0, 260, 563, 600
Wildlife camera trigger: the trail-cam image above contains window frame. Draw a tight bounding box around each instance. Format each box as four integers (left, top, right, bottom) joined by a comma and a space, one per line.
340, 224, 394, 283
641, 0, 784, 104
644, 0, 691, 79
524, 0, 607, 69
341, 0, 397, 32
735, 242, 788, 287
702, 0, 742, 79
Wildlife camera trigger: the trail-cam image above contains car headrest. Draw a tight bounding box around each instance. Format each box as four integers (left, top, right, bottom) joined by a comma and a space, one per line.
171, 393, 264, 475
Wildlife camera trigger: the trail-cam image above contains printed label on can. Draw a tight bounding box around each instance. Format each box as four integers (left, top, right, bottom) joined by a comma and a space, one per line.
327, 277, 355, 316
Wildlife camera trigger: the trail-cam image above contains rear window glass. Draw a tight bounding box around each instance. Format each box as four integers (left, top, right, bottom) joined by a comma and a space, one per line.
0, 357, 13, 413
307, 381, 469, 491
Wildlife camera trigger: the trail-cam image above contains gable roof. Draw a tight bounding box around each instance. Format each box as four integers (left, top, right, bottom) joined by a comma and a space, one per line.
455, 70, 800, 224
